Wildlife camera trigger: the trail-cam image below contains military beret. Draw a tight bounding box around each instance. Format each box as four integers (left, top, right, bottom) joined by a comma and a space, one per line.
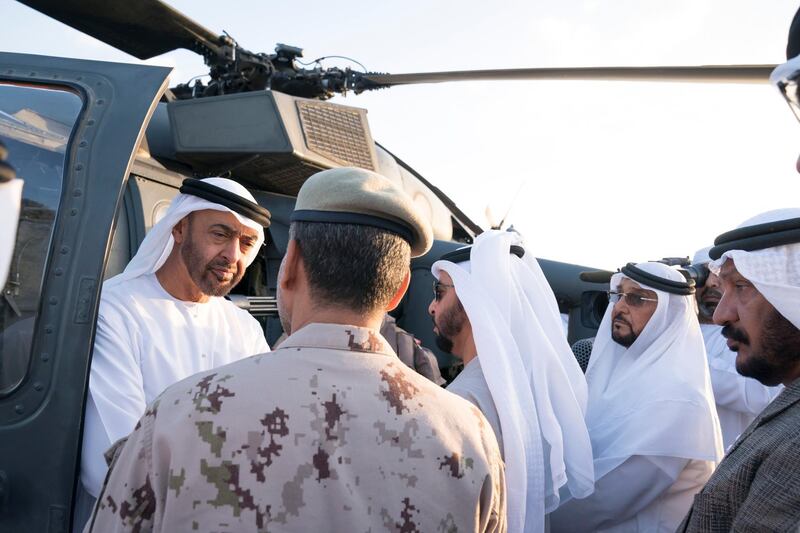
291, 167, 433, 257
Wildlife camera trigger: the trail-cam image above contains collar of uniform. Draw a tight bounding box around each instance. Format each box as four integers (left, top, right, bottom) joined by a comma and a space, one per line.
278, 322, 396, 356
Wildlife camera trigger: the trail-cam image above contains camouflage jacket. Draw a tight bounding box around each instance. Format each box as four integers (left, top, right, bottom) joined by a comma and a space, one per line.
379, 314, 445, 386
274, 315, 445, 386
86, 322, 507, 532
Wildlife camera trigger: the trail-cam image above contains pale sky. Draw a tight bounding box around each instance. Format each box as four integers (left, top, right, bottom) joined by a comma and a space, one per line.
2, 0, 799, 269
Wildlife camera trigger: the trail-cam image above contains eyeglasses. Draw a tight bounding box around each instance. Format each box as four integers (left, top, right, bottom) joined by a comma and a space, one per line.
777, 79, 800, 124
772, 56, 800, 124
433, 280, 455, 302
607, 290, 658, 308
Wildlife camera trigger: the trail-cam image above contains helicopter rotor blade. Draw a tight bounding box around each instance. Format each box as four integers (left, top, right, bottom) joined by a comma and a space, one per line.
16, 0, 224, 60
361, 65, 777, 88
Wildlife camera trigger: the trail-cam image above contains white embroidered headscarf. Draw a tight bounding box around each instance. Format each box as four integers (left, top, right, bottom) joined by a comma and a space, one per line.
105, 177, 265, 288
0, 177, 23, 286
432, 230, 595, 533
693, 245, 712, 265
585, 262, 724, 479
709, 208, 800, 329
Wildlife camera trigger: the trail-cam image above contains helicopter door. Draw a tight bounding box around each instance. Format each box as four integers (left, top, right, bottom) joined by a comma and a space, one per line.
0, 52, 170, 533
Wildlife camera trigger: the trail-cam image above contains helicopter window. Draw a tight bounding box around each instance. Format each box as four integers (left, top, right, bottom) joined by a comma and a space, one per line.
0, 83, 83, 393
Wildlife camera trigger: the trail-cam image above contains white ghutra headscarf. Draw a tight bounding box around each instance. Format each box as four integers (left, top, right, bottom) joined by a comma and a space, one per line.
0, 177, 23, 287
585, 262, 724, 479
433, 230, 595, 533
709, 208, 800, 330
105, 177, 265, 288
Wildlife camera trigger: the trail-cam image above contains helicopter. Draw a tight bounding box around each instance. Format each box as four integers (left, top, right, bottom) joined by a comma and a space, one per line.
0, 0, 786, 530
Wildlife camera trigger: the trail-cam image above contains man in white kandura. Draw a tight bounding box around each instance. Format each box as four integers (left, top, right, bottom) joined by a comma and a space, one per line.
79, 177, 270, 503
550, 261, 723, 532
429, 230, 595, 533
693, 246, 781, 449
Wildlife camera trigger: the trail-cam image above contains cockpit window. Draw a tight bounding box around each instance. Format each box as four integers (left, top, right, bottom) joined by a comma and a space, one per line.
0, 83, 83, 393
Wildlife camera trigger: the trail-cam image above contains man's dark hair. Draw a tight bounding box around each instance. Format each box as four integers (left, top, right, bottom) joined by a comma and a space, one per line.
290, 221, 410, 313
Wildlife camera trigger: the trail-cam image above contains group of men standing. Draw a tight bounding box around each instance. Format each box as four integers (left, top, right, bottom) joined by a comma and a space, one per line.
73, 161, 800, 532
66, 23, 800, 533
80, 168, 507, 532
428, 217, 800, 532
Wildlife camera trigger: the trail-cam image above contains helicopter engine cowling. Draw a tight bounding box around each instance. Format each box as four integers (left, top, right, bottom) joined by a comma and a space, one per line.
144, 90, 462, 242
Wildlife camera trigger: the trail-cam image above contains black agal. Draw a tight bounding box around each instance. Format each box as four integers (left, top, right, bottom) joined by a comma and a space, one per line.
179, 179, 271, 228
620, 263, 695, 295
709, 217, 800, 260
439, 244, 525, 264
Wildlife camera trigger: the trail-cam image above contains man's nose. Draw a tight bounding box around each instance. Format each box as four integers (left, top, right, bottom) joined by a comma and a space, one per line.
712, 290, 737, 326
428, 299, 436, 316
222, 238, 242, 264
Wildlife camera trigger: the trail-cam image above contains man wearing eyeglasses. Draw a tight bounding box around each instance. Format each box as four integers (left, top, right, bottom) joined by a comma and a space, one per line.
607, 276, 659, 348
774, 6, 800, 172
550, 261, 723, 532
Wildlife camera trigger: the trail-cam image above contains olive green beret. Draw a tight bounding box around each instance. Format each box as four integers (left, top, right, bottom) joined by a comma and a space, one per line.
292, 167, 433, 257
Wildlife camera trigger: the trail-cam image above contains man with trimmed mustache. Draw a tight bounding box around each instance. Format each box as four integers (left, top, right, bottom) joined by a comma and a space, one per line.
78, 177, 270, 515
692, 246, 781, 450
429, 230, 594, 533
551, 262, 723, 532
86, 167, 506, 533
679, 208, 800, 531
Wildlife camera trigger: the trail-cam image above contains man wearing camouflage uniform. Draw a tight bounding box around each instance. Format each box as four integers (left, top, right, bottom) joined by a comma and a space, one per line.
85, 167, 507, 532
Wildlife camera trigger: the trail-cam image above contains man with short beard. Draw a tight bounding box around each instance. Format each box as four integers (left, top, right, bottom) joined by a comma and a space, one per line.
86, 167, 506, 533
78, 178, 270, 514
679, 208, 800, 531
692, 246, 781, 449
551, 262, 723, 532
429, 231, 594, 533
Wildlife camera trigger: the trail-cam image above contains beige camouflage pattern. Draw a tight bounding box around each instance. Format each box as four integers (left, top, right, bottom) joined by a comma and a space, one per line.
86, 323, 506, 532
379, 314, 445, 386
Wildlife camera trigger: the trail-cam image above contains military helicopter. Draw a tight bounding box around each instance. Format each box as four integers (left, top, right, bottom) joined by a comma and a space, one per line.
0, 0, 780, 530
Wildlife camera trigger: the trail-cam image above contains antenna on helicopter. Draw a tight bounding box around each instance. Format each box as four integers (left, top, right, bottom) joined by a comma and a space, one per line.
485, 181, 526, 230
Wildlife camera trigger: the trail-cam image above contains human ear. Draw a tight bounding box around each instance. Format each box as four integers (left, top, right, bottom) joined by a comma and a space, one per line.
386, 269, 411, 312
171, 216, 189, 245
279, 239, 300, 291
